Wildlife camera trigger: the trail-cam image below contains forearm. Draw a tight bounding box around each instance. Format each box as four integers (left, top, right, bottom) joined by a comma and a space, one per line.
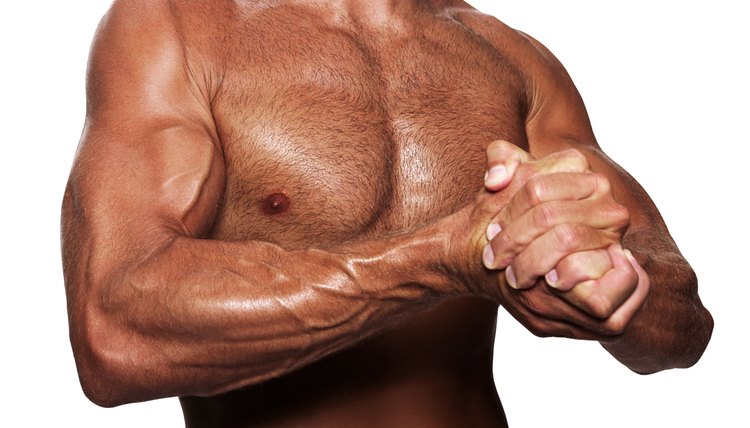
73, 221, 462, 406
601, 231, 713, 374
544, 145, 713, 371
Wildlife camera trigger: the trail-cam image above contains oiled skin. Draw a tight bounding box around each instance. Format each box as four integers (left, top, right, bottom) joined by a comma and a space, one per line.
61, 1, 713, 427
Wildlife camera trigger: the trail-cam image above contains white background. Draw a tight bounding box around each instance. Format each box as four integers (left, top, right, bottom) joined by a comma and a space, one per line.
1, 1, 746, 426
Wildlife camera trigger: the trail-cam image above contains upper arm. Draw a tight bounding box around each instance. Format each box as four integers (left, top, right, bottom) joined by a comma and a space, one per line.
62, 0, 225, 287
511, 31, 676, 250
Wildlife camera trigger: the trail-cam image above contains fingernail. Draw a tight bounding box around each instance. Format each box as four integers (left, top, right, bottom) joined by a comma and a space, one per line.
483, 245, 495, 268
545, 269, 559, 288
485, 165, 508, 187
486, 223, 502, 241
506, 266, 518, 289
624, 249, 635, 262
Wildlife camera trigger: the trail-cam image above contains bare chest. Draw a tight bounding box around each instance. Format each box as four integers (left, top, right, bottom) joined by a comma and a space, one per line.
205, 10, 528, 247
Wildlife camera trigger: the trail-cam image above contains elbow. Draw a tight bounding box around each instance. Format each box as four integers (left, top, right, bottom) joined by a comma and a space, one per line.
673, 303, 714, 371
611, 270, 715, 376
631, 293, 715, 375
73, 339, 142, 408
630, 324, 713, 375
78, 369, 132, 409
664, 271, 715, 373
73, 328, 149, 407
70, 307, 156, 407
66, 265, 168, 406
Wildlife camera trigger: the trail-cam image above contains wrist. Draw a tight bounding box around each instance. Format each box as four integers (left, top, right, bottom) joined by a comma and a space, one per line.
434, 205, 496, 299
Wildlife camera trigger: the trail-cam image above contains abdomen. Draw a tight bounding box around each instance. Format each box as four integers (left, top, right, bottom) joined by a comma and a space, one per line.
180, 297, 505, 428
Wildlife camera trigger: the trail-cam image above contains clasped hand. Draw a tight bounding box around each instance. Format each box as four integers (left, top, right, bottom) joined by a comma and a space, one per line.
477, 141, 650, 340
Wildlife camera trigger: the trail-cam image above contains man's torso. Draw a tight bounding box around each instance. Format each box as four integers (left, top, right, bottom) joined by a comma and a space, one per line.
174, 1, 531, 426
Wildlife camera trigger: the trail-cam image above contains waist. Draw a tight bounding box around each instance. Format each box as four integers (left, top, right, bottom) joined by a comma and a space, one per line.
181, 298, 505, 427
181, 355, 505, 428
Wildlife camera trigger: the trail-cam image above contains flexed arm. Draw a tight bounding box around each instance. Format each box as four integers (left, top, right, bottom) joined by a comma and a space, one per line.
61, 1, 467, 407
64, 0, 585, 407
478, 28, 713, 373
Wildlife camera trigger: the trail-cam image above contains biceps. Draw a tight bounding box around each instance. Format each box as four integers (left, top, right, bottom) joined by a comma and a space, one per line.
67, 122, 224, 247
143, 124, 225, 237
517, 39, 672, 244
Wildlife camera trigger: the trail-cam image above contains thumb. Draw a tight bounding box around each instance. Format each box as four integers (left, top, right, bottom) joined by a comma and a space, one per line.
484, 140, 531, 191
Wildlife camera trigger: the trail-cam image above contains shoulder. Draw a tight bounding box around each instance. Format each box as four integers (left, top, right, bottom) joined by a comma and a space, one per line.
445, 9, 527, 49
98, 0, 176, 33
445, 7, 595, 151
90, 0, 182, 69
94, 0, 226, 47
93, 0, 237, 49
449, 9, 585, 114
84, 0, 226, 132
445, 7, 570, 98
87, 0, 226, 95
446, 7, 559, 72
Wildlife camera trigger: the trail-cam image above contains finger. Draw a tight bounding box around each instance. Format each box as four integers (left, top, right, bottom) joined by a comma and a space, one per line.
499, 278, 621, 340
502, 224, 619, 287
535, 148, 591, 174
487, 147, 590, 195
601, 249, 651, 334
501, 172, 610, 224
547, 249, 613, 291
558, 244, 638, 319
488, 198, 627, 268
484, 140, 532, 191
482, 222, 503, 269
503, 302, 604, 340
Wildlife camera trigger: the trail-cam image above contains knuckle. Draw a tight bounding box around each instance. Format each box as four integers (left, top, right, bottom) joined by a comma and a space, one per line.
609, 204, 631, 230
525, 176, 547, 205
492, 229, 514, 254
603, 316, 627, 335
488, 140, 518, 159
552, 223, 581, 252
592, 173, 612, 195
531, 203, 557, 230
558, 254, 590, 281
510, 257, 528, 280
589, 295, 616, 319
562, 148, 590, 171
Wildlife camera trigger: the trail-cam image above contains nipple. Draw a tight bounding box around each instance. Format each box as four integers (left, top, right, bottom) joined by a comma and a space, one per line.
261, 192, 291, 216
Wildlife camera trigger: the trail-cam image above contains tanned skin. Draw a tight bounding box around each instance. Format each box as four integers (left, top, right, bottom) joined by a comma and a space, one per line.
61, 1, 713, 427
